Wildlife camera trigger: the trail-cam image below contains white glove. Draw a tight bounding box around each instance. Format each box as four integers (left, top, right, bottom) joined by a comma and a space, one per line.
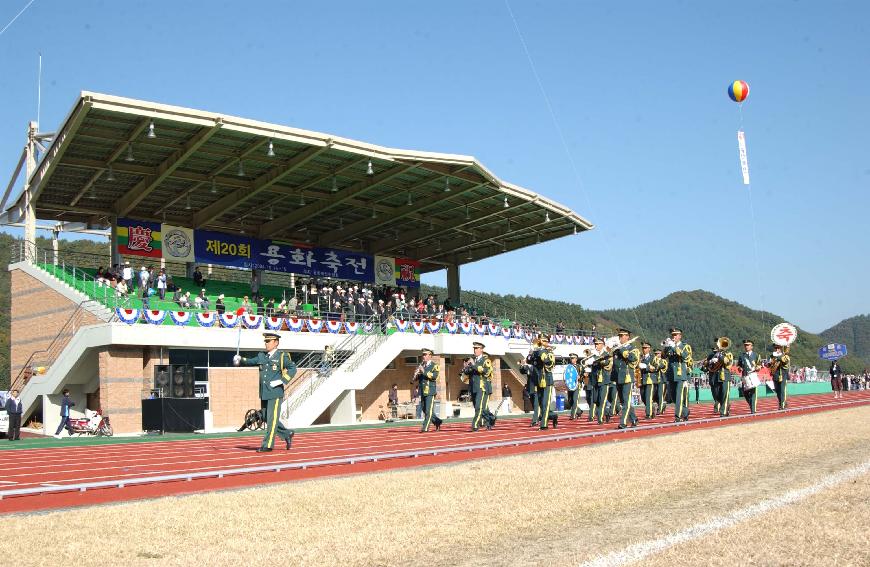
666, 338, 675, 348
584, 366, 592, 373
639, 363, 648, 369
232, 354, 241, 366
710, 356, 719, 363
269, 379, 283, 388
772, 351, 782, 358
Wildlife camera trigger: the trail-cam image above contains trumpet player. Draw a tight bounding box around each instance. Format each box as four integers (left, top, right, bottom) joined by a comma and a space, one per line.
462, 342, 494, 431
664, 327, 693, 422
652, 347, 668, 415
706, 338, 734, 417
586, 337, 613, 424
611, 329, 639, 429
639, 342, 656, 419
519, 355, 539, 427
770, 344, 790, 410
416, 348, 443, 432
583, 357, 595, 422
529, 336, 558, 430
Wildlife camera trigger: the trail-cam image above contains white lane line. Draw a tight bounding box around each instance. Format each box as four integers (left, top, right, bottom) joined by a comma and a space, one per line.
0, 480, 17, 485
579, 458, 870, 567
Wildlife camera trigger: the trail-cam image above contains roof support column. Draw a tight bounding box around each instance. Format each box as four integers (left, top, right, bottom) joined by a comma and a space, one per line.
447, 263, 461, 306
23, 121, 38, 263
110, 217, 121, 267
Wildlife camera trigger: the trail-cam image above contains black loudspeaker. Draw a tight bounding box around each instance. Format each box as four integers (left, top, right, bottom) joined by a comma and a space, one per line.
154, 364, 171, 396
170, 364, 195, 398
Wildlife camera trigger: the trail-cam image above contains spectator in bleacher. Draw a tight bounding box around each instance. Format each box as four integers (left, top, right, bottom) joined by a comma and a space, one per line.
195, 289, 210, 311
115, 279, 129, 298
96, 266, 107, 287
256, 296, 265, 316
173, 288, 187, 308
215, 293, 226, 315
266, 298, 275, 317
239, 296, 252, 315
193, 266, 206, 288
156, 268, 167, 300
141, 285, 150, 310
138, 266, 149, 291
288, 295, 298, 316
122, 261, 133, 288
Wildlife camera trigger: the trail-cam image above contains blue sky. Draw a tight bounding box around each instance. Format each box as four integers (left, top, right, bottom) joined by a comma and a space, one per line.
1, 1, 867, 332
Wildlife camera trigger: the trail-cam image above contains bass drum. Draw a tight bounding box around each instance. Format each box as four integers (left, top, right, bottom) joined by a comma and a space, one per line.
563, 364, 579, 392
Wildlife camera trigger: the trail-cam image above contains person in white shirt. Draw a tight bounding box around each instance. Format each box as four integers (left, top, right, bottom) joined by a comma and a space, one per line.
157, 269, 167, 300
122, 262, 133, 288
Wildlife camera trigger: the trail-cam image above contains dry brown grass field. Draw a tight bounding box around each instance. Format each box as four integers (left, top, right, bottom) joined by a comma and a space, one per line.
2, 406, 868, 567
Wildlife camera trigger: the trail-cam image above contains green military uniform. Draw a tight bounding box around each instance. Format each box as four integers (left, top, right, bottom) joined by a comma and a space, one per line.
464, 343, 495, 431
706, 347, 734, 417
736, 342, 761, 414
530, 341, 558, 430
770, 346, 790, 410
417, 351, 443, 432
611, 331, 639, 429
583, 362, 595, 422
652, 350, 668, 415
639, 345, 656, 419
480, 353, 497, 429
587, 341, 612, 424
664, 328, 693, 422
239, 334, 297, 451
567, 356, 583, 420
519, 360, 539, 426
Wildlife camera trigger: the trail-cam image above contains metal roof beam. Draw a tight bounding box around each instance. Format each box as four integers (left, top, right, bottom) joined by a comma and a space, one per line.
193, 145, 325, 228
61, 157, 252, 189
114, 121, 224, 216
317, 176, 485, 246
70, 118, 152, 207
257, 162, 415, 239
414, 214, 557, 260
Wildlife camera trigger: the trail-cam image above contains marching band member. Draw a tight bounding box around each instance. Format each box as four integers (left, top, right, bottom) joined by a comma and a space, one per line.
481, 351, 497, 429
706, 340, 734, 417
639, 342, 656, 419
519, 355, 540, 427
736, 339, 761, 414
652, 347, 668, 415
583, 358, 595, 422
770, 344, 790, 410
611, 329, 639, 429
416, 348, 443, 432
587, 337, 613, 424
463, 342, 494, 431
529, 337, 558, 430
704, 346, 721, 416
567, 353, 584, 420
664, 327, 693, 422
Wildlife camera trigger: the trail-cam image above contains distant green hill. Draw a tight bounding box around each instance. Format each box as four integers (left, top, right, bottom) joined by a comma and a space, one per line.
1, 236, 865, 388
820, 314, 870, 371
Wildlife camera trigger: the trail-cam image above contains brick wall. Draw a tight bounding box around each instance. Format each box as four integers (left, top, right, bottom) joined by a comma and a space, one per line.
208, 367, 260, 428
98, 346, 149, 434
9, 268, 100, 382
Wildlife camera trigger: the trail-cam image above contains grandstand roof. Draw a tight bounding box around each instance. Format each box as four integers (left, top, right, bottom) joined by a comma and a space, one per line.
1, 92, 593, 273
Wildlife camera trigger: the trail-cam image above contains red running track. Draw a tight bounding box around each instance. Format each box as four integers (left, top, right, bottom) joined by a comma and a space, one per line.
1, 391, 868, 514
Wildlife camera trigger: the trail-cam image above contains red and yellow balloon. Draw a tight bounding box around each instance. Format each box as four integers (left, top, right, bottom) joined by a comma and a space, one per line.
728, 80, 749, 103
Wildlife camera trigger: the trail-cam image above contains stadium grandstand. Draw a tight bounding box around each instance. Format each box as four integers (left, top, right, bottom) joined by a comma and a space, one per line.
2, 91, 593, 436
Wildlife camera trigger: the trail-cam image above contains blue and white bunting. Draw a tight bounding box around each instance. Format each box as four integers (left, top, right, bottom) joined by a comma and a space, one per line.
395, 319, 409, 333
116, 308, 140, 325
264, 316, 284, 331
306, 318, 323, 333
411, 321, 426, 334
287, 317, 303, 332
242, 314, 262, 329
219, 313, 239, 328
427, 321, 441, 334
325, 320, 342, 334
344, 321, 359, 334
143, 310, 167, 325
196, 311, 216, 327
445, 321, 458, 334
170, 311, 192, 326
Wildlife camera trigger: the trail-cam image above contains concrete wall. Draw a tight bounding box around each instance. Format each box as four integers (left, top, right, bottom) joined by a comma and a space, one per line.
9, 268, 100, 382
208, 367, 260, 428
98, 346, 151, 434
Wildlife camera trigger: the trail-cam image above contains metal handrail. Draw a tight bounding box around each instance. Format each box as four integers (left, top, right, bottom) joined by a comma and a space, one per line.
10, 299, 102, 392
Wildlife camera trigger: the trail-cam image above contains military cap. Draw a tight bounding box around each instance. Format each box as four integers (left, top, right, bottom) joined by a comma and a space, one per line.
593, 337, 604, 344
421, 348, 434, 355
617, 328, 631, 336
669, 327, 683, 335
771, 343, 783, 350
742, 339, 754, 346
654, 348, 663, 354
569, 352, 578, 358
263, 332, 281, 341
472, 341, 485, 349
641, 342, 651, 348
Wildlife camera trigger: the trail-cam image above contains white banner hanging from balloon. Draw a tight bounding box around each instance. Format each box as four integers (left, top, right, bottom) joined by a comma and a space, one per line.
737, 130, 750, 185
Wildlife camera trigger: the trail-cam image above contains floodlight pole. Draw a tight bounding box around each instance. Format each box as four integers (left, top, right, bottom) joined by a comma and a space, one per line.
23, 121, 38, 263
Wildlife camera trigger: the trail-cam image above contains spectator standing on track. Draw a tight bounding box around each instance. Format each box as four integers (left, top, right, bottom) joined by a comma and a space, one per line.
5, 389, 22, 441
54, 388, 75, 438
502, 381, 512, 413
693, 376, 701, 404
